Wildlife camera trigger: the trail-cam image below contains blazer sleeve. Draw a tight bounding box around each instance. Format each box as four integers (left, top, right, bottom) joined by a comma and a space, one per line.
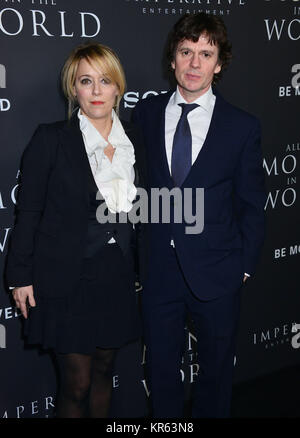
5, 124, 57, 287
233, 118, 266, 276
124, 114, 149, 286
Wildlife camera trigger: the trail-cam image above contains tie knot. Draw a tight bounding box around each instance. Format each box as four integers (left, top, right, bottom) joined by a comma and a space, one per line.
178, 103, 199, 117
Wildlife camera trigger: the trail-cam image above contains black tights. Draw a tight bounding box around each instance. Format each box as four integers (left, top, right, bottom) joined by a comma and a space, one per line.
55, 348, 117, 418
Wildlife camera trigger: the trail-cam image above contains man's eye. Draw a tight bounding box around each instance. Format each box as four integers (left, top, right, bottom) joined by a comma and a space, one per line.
203, 52, 211, 58
181, 50, 190, 56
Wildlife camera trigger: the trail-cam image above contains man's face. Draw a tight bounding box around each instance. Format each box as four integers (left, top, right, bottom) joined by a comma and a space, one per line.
171, 35, 221, 102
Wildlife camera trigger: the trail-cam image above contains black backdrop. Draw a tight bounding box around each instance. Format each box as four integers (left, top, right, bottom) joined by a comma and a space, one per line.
0, 0, 299, 418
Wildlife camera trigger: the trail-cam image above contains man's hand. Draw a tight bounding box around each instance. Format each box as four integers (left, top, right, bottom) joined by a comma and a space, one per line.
12, 285, 36, 319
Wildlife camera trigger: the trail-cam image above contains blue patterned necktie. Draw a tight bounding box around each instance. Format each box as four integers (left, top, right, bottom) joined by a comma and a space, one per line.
171, 103, 199, 187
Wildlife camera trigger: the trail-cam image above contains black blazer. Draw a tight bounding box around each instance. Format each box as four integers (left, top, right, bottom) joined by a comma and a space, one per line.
5, 115, 147, 300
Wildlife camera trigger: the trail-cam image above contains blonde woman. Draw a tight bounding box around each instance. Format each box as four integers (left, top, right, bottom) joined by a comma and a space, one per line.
6, 43, 146, 418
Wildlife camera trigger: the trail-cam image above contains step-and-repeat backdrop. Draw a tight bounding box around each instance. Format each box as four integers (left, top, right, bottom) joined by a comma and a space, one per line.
0, 0, 299, 418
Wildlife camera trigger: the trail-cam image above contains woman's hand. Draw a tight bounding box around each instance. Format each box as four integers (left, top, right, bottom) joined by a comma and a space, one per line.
12, 285, 36, 319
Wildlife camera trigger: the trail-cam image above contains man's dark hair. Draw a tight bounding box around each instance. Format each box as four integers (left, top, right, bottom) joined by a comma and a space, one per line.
167, 13, 232, 83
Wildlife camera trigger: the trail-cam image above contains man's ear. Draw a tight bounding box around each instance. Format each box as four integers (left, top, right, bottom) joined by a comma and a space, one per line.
215, 63, 222, 74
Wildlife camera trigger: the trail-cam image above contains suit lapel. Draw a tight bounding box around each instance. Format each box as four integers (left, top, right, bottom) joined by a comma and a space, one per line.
183, 92, 231, 187
121, 120, 140, 187
59, 114, 90, 205
155, 91, 174, 188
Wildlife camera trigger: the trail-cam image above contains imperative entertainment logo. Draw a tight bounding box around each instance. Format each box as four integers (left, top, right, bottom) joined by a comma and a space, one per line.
0, 1, 101, 38
124, 0, 248, 16
253, 322, 299, 350
1, 395, 55, 418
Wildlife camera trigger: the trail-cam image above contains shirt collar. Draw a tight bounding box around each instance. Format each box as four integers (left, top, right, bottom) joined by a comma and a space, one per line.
77, 109, 108, 153
78, 109, 133, 155
173, 86, 214, 112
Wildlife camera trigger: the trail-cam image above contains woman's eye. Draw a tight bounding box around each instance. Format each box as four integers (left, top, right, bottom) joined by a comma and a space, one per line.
79, 77, 111, 86
80, 78, 91, 85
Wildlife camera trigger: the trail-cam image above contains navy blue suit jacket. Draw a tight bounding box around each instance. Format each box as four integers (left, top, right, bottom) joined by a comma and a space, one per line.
133, 89, 266, 300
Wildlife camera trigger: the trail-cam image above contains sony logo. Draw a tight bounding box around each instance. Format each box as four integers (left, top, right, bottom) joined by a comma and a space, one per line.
123, 90, 168, 109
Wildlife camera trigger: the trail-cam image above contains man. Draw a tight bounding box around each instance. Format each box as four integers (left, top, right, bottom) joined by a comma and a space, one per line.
133, 13, 266, 418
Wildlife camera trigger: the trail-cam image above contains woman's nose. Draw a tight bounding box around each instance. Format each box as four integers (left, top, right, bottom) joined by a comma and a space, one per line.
92, 81, 101, 95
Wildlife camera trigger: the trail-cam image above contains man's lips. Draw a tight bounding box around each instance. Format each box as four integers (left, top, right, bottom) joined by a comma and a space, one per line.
185, 73, 202, 80
91, 101, 104, 105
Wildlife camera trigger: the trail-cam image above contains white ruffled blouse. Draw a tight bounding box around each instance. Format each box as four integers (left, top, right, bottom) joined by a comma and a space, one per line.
78, 109, 137, 214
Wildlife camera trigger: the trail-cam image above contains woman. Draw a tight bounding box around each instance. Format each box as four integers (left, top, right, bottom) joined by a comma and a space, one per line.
5, 42, 146, 418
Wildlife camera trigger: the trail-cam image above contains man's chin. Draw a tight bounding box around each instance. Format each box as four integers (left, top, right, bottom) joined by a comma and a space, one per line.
179, 84, 208, 99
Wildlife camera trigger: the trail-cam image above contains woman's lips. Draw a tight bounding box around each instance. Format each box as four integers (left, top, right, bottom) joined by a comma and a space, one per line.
91, 101, 104, 105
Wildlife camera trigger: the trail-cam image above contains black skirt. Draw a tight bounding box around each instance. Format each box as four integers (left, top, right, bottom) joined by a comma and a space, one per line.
24, 243, 141, 354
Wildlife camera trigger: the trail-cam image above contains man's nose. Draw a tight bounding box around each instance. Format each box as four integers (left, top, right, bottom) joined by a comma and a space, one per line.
190, 54, 200, 68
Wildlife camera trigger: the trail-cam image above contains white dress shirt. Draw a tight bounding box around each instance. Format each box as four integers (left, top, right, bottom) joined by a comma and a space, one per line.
78, 109, 137, 214
165, 86, 216, 173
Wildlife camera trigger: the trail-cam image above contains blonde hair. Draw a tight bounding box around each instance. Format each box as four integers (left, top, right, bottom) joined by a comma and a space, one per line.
61, 42, 126, 118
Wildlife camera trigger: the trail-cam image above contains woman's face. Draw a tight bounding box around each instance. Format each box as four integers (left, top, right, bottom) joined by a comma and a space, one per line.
73, 57, 119, 123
